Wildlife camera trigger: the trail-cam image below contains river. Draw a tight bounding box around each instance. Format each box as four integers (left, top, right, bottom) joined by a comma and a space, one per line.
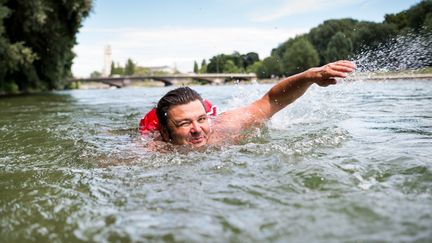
1, 80, 431, 242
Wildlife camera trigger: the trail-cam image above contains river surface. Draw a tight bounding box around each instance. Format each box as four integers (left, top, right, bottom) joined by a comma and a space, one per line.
1, 80, 431, 242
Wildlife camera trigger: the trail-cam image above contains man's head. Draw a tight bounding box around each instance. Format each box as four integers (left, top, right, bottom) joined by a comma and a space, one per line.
156, 87, 211, 147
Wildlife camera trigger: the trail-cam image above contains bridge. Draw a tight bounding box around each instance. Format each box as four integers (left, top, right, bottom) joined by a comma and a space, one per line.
69, 73, 257, 88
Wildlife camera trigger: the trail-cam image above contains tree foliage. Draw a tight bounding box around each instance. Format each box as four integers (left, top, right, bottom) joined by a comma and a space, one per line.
256, 57, 283, 79
385, 0, 432, 31
283, 37, 319, 75
124, 58, 136, 75
90, 70, 101, 78
205, 51, 260, 73
270, 1, 431, 73
325, 32, 353, 63
308, 19, 358, 64
0, 0, 92, 95
200, 59, 207, 73
110, 62, 124, 76
193, 61, 199, 73
223, 60, 242, 73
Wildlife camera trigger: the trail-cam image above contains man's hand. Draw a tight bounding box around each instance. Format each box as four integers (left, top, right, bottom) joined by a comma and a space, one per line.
307, 60, 356, 87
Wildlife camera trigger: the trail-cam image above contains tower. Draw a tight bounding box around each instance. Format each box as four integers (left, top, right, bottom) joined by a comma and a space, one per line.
102, 45, 112, 77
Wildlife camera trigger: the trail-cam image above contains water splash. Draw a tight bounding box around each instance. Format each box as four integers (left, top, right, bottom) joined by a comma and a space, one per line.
350, 30, 432, 79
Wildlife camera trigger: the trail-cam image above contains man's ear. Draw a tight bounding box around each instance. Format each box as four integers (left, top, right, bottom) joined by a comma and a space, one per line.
159, 126, 170, 142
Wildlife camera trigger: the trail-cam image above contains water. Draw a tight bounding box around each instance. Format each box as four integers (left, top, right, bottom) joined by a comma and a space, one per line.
1, 81, 431, 242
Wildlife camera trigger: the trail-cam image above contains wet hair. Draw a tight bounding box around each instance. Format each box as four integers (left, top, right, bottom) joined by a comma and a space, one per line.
156, 87, 204, 139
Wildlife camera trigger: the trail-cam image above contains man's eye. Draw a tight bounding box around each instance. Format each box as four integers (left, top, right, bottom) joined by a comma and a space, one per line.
178, 122, 190, 127
198, 117, 207, 123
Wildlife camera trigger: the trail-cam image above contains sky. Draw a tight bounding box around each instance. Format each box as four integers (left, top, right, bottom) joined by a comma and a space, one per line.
72, 0, 422, 77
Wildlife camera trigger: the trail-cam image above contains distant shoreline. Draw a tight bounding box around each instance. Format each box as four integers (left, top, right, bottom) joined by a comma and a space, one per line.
352, 73, 432, 81
261, 73, 432, 84
77, 73, 432, 89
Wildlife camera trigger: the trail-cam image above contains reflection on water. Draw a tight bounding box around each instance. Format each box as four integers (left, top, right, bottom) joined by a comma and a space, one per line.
1, 81, 431, 242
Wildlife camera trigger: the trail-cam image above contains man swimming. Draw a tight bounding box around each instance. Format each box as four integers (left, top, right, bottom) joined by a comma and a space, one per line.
145, 60, 355, 148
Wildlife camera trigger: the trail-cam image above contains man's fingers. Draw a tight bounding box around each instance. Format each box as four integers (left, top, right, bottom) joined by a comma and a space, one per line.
326, 69, 349, 78
336, 60, 356, 68
324, 60, 355, 78
329, 61, 355, 72
314, 60, 355, 85
333, 65, 355, 73
334, 61, 356, 71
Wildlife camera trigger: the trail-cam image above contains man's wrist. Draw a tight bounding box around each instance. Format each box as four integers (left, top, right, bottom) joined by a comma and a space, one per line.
302, 68, 318, 84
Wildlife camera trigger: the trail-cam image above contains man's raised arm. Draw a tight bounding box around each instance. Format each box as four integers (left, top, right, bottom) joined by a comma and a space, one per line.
217, 60, 355, 129
250, 60, 355, 120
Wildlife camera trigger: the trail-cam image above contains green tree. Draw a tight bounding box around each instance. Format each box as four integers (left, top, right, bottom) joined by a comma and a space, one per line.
283, 37, 319, 75
271, 35, 301, 60
193, 61, 199, 73
90, 70, 101, 78
308, 19, 358, 64
246, 61, 263, 74
207, 54, 227, 73
325, 32, 353, 62
423, 12, 432, 30
0, 0, 92, 93
384, 0, 432, 34
110, 62, 115, 75
0, 0, 92, 94
223, 60, 242, 73
230, 51, 243, 70
0, 3, 37, 93
242, 52, 260, 70
110, 61, 124, 76
384, 12, 410, 31
207, 52, 259, 73
406, 0, 432, 31
257, 56, 283, 79
134, 66, 151, 75
124, 58, 135, 75
352, 22, 398, 50
200, 59, 207, 73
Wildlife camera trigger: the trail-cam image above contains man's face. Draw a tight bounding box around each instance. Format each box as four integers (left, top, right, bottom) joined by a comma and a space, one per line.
165, 100, 211, 147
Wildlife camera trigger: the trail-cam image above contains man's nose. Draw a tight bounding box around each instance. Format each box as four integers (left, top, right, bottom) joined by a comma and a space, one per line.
190, 121, 202, 133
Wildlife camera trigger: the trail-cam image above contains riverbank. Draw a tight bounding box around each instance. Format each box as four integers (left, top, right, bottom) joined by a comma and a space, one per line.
78, 80, 166, 89
75, 72, 432, 90
258, 73, 432, 84
352, 73, 432, 81
77, 79, 259, 89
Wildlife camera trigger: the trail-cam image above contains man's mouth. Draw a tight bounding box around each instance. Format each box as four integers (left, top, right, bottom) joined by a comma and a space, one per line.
189, 136, 205, 144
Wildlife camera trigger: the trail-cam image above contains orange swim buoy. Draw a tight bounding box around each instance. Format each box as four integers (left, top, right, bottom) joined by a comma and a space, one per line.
139, 99, 217, 135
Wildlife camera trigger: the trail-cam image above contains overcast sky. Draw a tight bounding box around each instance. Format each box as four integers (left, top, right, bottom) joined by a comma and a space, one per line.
72, 0, 421, 77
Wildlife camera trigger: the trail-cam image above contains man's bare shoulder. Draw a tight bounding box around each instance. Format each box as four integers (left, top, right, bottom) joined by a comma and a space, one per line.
216, 104, 267, 127
208, 106, 266, 144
